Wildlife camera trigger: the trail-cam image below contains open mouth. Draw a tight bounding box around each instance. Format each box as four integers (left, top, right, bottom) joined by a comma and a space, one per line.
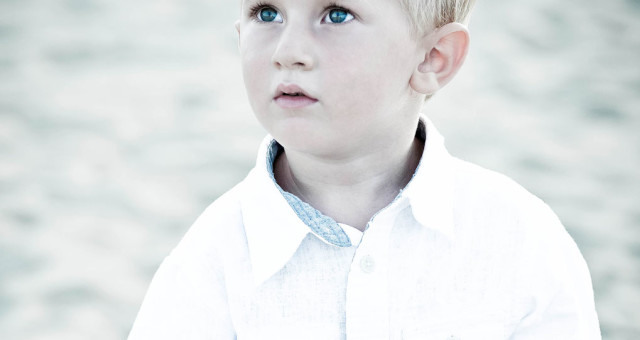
274, 84, 318, 108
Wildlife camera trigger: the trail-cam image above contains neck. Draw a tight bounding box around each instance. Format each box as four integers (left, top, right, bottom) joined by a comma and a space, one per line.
274, 130, 424, 231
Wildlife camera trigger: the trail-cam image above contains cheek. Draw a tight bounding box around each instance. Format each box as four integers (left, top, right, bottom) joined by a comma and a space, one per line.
323, 43, 411, 110
241, 46, 268, 80
240, 29, 273, 74
240, 37, 273, 105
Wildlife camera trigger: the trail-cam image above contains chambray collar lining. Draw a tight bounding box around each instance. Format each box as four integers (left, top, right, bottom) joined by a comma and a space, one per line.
265, 142, 352, 247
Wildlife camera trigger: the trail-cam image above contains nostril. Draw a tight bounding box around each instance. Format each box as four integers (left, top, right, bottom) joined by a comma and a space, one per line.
271, 43, 314, 70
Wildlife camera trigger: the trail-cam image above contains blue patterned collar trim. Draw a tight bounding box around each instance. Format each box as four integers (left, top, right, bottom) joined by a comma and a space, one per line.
266, 142, 352, 247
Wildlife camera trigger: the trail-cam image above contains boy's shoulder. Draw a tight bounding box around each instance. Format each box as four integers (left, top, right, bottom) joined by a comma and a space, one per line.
453, 158, 584, 266
452, 156, 543, 208
169, 181, 247, 259
448, 156, 567, 245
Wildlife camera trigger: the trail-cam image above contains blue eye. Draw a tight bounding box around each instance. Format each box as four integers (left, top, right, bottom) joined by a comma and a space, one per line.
257, 7, 282, 22
324, 9, 354, 24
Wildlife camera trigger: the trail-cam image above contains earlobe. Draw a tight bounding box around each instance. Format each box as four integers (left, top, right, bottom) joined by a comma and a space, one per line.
409, 69, 439, 95
409, 23, 470, 96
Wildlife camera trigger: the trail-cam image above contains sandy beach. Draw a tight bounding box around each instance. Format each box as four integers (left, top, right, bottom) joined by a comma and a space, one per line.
0, 0, 638, 338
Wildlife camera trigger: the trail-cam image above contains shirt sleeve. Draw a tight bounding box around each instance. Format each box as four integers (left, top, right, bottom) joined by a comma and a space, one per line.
128, 247, 236, 340
509, 203, 601, 340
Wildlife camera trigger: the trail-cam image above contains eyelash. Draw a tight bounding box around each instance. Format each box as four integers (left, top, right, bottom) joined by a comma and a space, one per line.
247, 1, 270, 20
247, 2, 355, 23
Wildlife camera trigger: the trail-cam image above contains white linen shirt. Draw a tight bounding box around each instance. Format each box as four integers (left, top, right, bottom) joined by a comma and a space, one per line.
129, 117, 601, 340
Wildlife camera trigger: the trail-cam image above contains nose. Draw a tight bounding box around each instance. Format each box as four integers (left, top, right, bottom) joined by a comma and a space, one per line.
271, 23, 315, 71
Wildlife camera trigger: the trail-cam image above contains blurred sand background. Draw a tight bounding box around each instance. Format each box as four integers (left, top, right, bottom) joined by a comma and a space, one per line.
0, 0, 638, 339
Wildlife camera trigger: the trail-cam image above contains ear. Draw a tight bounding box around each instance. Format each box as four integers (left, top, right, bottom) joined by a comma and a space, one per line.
409, 23, 470, 95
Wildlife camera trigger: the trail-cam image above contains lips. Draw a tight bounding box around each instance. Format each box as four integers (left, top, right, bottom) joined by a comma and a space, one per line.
274, 84, 318, 109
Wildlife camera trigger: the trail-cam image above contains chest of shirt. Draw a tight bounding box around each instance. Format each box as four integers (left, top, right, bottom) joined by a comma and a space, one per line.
223, 222, 523, 340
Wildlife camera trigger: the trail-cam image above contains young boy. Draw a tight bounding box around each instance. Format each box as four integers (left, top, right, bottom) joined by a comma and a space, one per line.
129, 0, 601, 338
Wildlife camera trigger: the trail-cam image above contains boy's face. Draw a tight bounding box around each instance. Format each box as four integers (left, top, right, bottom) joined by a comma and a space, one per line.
238, 0, 423, 158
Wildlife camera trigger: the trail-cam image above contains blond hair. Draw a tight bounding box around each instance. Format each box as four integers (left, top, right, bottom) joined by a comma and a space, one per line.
399, 0, 476, 35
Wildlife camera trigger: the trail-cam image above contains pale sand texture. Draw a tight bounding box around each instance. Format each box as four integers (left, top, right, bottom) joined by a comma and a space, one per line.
0, 0, 638, 339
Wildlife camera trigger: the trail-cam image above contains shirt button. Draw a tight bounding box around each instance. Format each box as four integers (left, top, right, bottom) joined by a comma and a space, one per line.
359, 255, 376, 273
446, 335, 460, 340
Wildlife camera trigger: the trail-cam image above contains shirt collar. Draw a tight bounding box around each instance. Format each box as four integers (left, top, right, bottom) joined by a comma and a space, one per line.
265, 142, 351, 248
239, 114, 455, 286
402, 115, 456, 240
239, 136, 312, 287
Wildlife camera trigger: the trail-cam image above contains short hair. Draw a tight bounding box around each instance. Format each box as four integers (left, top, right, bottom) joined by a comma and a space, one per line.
399, 0, 476, 35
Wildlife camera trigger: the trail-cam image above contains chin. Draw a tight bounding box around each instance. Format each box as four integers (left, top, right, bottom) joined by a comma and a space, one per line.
273, 130, 321, 151
271, 128, 340, 157
258, 113, 352, 157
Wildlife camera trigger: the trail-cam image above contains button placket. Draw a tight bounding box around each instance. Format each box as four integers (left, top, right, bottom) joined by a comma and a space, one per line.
359, 254, 376, 273
345, 218, 394, 340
